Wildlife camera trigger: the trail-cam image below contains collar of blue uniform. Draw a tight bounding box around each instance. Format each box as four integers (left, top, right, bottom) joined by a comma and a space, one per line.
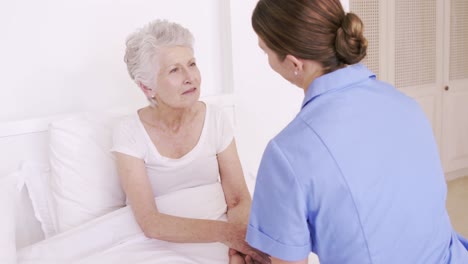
301, 63, 376, 109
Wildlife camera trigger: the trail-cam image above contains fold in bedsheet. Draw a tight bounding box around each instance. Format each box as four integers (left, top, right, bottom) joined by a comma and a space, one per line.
18, 182, 229, 264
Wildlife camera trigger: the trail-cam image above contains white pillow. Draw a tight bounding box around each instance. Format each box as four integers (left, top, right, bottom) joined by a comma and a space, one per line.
48, 112, 127, 233
0, 173, 18, 264
0, 163, 49, 254
18, 161, 55, 240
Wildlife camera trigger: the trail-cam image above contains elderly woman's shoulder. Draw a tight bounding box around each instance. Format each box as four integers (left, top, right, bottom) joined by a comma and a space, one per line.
203, 103, 235, 133
202, 101, 229, 118
113, 113, 140, 132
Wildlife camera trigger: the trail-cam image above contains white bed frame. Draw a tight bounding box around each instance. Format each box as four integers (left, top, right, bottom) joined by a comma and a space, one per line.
0, 117, 52, 177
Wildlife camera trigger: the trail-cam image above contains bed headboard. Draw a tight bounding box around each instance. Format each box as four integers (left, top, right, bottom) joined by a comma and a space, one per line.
0, 118, 52, 177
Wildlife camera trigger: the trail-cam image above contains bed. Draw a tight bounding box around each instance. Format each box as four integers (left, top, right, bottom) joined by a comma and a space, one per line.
0, 96, 320, 264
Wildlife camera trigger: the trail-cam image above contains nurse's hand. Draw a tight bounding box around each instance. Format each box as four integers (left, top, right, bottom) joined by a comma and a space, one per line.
222, 223, 271, 264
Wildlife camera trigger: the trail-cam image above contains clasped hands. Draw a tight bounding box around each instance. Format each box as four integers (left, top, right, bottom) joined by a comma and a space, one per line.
224, 222, 271, 264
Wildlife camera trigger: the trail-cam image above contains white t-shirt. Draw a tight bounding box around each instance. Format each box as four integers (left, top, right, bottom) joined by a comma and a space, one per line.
111, 103, 234, 198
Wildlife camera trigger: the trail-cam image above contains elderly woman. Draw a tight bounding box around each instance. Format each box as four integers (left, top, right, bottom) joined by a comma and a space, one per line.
111, 20, 269, 264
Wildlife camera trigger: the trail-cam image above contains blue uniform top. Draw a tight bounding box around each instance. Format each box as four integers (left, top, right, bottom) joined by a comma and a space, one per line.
246, 64, 468, 264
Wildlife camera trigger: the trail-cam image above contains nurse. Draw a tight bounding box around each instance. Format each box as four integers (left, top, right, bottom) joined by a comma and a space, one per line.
246, 0, 468, 263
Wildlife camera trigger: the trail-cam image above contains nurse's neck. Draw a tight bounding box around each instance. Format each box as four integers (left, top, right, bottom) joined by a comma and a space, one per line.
299, 60, 324, 94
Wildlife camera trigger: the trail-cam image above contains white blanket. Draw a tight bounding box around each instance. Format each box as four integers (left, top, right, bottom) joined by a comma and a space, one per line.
18, 182, 230, 264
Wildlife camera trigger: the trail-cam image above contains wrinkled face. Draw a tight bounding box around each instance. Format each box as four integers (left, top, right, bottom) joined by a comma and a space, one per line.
258, 37, 295, 83
153, 46, 201, 108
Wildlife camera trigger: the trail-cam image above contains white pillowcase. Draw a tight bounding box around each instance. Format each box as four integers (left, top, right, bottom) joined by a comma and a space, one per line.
18, 161, 55, 240
0, 162, 50, 255
0, 173, 18, 264
48, 112, 127, 233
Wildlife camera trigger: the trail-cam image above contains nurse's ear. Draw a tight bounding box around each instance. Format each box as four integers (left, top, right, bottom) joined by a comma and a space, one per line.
285, 54, 324, 89
285, 54, 304, 74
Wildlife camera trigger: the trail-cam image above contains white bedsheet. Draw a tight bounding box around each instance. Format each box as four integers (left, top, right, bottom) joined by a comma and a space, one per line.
18, 182, 229, 264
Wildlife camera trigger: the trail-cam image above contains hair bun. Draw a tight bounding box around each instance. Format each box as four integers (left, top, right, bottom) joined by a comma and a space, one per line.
335, 12, 368, 65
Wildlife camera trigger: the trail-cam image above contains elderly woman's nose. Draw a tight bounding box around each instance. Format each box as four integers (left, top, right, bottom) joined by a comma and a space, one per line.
184, 68, 197, 82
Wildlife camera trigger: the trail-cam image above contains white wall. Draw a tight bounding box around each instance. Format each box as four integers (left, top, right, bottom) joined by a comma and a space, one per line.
229, 1, 303, 174
0, 0, 229, 122
0, 0, 350, 174
342, 0, 350, 12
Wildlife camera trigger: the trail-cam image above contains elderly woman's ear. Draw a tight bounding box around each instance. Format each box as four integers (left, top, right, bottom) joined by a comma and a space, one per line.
138, 82, 153, 96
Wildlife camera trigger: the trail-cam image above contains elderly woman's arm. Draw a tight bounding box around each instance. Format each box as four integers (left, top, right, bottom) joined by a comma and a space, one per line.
116, 152, 225, 242
218, 139, 259, 262
115, 152, 269, 264
217, 139, 252, 226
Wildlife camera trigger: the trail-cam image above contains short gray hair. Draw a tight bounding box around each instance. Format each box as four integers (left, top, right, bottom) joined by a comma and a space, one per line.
124, 19, 194, 89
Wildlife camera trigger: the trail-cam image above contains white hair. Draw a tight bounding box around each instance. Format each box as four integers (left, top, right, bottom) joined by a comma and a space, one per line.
124, 19, 194, 90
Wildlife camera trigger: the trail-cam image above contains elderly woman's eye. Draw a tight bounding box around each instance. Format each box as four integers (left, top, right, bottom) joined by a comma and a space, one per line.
170, 67, 178, 73
190, 62, 197, 67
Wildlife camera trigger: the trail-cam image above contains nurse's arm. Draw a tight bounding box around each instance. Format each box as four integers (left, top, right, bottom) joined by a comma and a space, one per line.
271, 257, 308, 264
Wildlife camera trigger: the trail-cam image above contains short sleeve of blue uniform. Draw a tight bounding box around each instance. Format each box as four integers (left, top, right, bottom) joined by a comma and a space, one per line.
246, 139, 312, 261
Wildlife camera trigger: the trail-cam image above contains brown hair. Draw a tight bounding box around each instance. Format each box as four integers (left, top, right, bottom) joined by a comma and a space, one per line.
252, 0, 367, 73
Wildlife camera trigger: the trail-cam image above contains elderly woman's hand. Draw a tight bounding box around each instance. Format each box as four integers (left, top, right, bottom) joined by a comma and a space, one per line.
223, 223, 271, 264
